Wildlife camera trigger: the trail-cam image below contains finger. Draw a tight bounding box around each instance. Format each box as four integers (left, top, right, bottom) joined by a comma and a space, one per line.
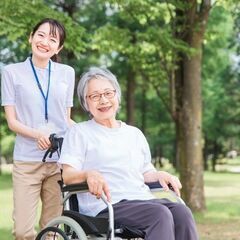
37, 141, 45, 150
175, 177, 182, 189
38, 142, 49, 150
159, 180, 169, 192
42, 138, 51, 148
169, 177, 181, 197
103, 183, 111, 202
96, 184, 103, 199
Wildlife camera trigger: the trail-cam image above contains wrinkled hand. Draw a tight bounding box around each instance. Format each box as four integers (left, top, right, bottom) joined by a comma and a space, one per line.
86, 170, 111, 202
37, 134, 51, 150
157, 171, 182, 197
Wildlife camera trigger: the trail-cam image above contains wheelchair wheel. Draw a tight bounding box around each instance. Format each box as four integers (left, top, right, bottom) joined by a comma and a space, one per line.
45, 215, 88, 240
36, 226, 68, 240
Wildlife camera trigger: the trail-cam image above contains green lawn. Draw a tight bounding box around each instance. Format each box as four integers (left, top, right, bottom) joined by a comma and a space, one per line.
195, 171, 240, 240
0, 165, 240, 240
0, 171, 13, 240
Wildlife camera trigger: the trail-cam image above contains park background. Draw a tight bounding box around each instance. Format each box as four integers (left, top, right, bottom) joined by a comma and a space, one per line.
0, 0, 240, 239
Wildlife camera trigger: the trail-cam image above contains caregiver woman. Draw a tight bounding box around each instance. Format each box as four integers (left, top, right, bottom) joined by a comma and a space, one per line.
1, 18, 75, 240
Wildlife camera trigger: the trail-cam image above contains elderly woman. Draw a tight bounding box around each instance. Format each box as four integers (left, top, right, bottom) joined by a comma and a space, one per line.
59, 67, 198, 240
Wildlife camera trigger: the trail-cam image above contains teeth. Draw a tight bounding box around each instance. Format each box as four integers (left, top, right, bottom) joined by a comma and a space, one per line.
99, 106, 111, 112
37, 46, 48, 52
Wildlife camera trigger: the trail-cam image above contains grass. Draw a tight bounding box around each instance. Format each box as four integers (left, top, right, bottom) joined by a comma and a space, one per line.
0, 171, 13, 240
0, 165, 240, 239
195, 171, 240, 240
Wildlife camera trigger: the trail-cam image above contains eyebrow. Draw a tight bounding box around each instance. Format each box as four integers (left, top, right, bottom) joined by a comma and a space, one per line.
37, 30, 58, 39
37, 30, 46, 34
89, 88, 114, 94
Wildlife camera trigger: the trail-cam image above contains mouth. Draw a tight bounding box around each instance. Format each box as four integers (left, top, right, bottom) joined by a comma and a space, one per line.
98, 106, 112, 112
37, 45, 49, 53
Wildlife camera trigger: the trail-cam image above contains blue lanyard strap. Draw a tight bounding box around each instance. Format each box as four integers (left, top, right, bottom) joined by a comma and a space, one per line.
29, 58, 51, 122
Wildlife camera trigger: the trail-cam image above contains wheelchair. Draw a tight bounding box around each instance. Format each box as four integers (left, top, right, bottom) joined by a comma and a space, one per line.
36, 135, 184, 240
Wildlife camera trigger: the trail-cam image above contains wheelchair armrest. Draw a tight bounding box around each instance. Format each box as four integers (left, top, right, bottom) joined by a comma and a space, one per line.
146, 181, 185, 205
62, 181, 115, 239
62, 182, 89, 193
145, 181, 174, 191
146, 181, 163, 189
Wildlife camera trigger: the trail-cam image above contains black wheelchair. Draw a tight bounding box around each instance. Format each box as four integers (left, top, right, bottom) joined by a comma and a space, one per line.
36, 135, 184, 240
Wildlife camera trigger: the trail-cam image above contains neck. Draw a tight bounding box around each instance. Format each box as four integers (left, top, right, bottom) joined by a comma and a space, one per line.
94, 118, 120, 128
31, 55, 50, 68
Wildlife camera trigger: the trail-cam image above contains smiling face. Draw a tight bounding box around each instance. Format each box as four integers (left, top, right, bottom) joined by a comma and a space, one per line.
86, 77, 120, 127
29, 22, 62, 65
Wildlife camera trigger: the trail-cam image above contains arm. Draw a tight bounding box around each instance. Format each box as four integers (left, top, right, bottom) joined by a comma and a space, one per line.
4, 105, 50, 150
144, 170, 182, 197
62, 164, 111, 202
67, 107, 75, 126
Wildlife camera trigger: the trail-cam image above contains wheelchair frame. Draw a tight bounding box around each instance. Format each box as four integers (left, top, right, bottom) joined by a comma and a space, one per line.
36, 181, 184, 240
36, 134, 184, 239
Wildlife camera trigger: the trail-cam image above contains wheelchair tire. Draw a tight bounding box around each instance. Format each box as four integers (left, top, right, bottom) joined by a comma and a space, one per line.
35, 226, 68, 240
45, 215, 88, 240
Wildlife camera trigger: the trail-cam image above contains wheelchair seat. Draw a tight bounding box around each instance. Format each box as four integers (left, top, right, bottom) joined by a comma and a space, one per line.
62, 184, 145, 239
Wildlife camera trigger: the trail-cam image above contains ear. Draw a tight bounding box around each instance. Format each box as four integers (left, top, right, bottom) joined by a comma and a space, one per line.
28, 32, 33, 44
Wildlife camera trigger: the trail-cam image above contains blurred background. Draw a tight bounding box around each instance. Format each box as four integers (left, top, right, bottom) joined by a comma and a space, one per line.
0, 1, 240, 239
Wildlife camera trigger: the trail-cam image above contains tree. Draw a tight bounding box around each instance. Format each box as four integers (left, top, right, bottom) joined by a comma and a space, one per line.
202, 5, 239, 171
170, 0, 212, 211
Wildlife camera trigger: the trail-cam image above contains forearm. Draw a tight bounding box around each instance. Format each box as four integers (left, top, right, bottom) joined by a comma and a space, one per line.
4, 106, 43, 139
62, 164, 88, 185
67, 107, 75, 126
7, 118, 44, 139
61, 164, 111, 201
143, 170, 159, 183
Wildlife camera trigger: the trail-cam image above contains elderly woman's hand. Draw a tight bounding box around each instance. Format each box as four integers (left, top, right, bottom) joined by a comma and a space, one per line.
86, 170, 111, 202
157, 171, 182, 197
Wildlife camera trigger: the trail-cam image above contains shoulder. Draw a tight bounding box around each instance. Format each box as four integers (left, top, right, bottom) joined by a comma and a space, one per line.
2, 61, 26, 74
121, 122, 147, 144
122, 122, 143, 135
53, 62, 75, 74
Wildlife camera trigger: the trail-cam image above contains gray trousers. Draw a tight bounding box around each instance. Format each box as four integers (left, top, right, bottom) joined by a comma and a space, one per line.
97, 199, 198, 240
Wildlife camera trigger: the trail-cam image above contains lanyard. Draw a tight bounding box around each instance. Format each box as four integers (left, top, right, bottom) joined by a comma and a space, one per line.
29, 58, 51, 122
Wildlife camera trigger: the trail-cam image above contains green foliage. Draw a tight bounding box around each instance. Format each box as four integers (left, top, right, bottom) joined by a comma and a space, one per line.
0, 0, 239, 167
202, 5, 240, 156
0, 0, 86, 62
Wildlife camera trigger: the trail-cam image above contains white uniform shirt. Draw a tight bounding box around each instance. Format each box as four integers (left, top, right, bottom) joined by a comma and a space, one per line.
1, 57, 75, 162
59, 119, 156, 216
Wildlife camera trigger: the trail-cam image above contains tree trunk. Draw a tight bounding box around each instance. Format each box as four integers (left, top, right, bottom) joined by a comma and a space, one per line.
174, 0, 211, 211
178, 44, 205, 211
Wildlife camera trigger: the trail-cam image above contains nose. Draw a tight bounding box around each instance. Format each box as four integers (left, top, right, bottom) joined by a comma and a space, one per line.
99, 94, 108, 103
41, 37, 49, 45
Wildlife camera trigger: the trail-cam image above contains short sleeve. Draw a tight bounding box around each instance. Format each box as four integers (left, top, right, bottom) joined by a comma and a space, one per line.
137, 130, 156, 173
1, 66, 15, 106
66, 67, 75, 107
59, 124, 85, 170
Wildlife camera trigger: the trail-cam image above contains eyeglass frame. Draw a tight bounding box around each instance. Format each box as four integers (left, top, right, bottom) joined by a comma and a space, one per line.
86, 89, 117, 102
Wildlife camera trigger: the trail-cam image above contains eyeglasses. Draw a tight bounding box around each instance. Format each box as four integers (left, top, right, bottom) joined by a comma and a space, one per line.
87, 90, 116, 102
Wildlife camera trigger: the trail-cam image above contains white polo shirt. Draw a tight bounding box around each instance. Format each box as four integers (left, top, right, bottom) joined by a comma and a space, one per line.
59, 119, 156, 216
1, 57, 75, 162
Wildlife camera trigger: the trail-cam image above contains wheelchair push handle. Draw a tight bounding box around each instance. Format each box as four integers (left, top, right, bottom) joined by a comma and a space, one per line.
42, 133, 63, 162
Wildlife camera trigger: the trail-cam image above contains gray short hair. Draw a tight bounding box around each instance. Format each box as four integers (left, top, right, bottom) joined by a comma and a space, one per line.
77, 66, 121, 113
